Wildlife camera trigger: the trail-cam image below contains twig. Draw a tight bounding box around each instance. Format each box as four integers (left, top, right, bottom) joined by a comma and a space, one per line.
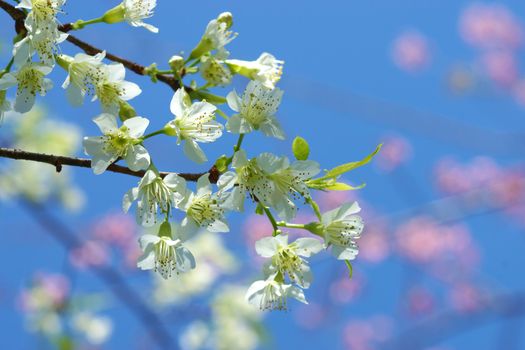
19, 200, 178, 350
0, 0, 184, 91
0, 147, 217, 183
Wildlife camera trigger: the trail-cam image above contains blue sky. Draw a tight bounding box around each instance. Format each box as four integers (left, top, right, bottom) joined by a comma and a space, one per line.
2, 0, 525, 349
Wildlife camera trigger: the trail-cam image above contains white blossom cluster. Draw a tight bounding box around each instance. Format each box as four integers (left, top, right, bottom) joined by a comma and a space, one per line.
0, 5, 379, 311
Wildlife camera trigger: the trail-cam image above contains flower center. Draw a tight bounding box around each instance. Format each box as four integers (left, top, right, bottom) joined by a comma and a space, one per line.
274, 246, 303, 284
154, 238, 178, 279
17, 66, 44, 95
187, 194, 222, 227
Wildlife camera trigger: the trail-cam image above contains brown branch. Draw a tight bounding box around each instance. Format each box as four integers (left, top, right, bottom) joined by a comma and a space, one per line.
0, 0, 183, 91
0, 147, 217, 183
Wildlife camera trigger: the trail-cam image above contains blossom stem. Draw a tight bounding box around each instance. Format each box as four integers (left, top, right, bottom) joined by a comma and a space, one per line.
233, 133, 245, 152
216, 108, 229, 120
142, 129, 166, 140
0, 57, 14, 79
276, 222, 306, 230
262, 206, 280, 236
155, 69, 174, 75
307, 198, 323, 221
71, 17, 104, 30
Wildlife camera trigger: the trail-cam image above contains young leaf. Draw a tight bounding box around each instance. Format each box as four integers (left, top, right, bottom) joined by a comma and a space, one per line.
292, 136, 310, 161
324, 144, 382, 179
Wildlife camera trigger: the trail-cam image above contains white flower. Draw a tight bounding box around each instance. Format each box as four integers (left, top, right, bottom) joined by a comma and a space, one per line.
255, 235, 323, 288
226, 53, 284, 89
245, 274, 307, 311
178, 174, 229, 233
190, 13, 237, 59
137, 222, 196, 279
83, 113, 150, 174
218, 150, 275, 212
93, 63, 142, 114
58, 52, 106, 106
123, 170, 187, 226
13, 27, 68, 66
72, 313, 113, 345
0, 62, 52, 113
257, 153, 320, 220
122, 0, 158, 33
164, 88, 223, 163
200, 55, 232, 87
226, 81, 284, 139
17, 0, 65, 33
0, 90, 10, 124
321, 202, 364, 260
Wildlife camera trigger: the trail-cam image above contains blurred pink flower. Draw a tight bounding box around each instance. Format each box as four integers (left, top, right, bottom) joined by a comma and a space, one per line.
294, 303, 328, 329
92, 213, 136, 248
480, 50, 518, 86
449, 283, 485, 312
330, 272, 365, 304
392, 31, 431, 72
19, 273, 70, 311
406, 286, 434, 317
460, 3, 523, 50
70, 240, 110, 269
343, 316, 393, 350
359, 223, 390, 263
396, 216, 479, 274
376, 135, 412, 172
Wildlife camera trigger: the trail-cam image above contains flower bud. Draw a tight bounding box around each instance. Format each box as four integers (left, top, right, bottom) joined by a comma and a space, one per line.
168, 55, 184, 72
118, 100, 137, 121
158, 221, 172, 238
217, 12, 233, 29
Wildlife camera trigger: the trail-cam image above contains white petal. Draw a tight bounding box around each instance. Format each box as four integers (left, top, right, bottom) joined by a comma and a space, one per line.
226, 90, 241, 112
14, 89, 36, 113
183, 140, 207, 163
331, 245, 358, 260
124, 116, 149, 138
294, 238, 324, 257
119, 81, 142, 101
255, 237, 280, 258
122, 187, 139, 212
125, 144, 150, 171
322, 202, 361, 224
0, 74, 17, 90
170, 88, 187, 118
93, 113, 118, 134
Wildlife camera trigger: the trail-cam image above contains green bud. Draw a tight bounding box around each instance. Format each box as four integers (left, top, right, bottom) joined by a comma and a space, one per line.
163, 123, 177, 137
292, 136, 310, 160
215, 154, 230, 173
158, 221, 172, 238
217, 12, 233, 29
118, 101, 137, 121
102, 4, 126, 24
304, 222, 324, 236
168, 55, 184, 72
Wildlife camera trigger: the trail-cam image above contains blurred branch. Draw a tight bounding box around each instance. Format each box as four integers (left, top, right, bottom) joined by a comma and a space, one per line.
0, 147, 217, 182
284, 76, 525, 155
382, 292, 525, 350
19, 200, 178, 350
0, 0, 184, 91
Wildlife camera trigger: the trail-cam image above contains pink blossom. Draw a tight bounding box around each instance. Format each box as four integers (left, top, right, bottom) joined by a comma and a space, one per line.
480, 50, 518, 86
449, 283, 485, 312
92, 213, 136, 248
460, 4, 523, 50
70, 240, 110, 269
330, 272, 365, 304
359, 223, 390, 263
392, 31, 430, 72
294, 303, 327, 329
376, 135, 412, 171
406, 286, 434, 317
343, 316, 393, 350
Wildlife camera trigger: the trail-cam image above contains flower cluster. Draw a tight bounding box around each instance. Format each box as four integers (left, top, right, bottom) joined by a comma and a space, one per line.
0, 7, 379, 311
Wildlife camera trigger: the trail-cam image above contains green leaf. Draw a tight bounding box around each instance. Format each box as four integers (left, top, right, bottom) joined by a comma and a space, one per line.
324, 182, 365, 191
344, 260, 353, 279
324, 144, 382, 179
292, 136, 310, 161
214, 155, 229, 173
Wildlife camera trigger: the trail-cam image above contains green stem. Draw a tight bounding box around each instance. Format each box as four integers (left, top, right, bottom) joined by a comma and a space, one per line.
155, 70, 174, 75
0, 57, 14, 79
71, 17, 104, 30
216, 108, 229, 120
307, 198, 323, 221
233, 133, 245, 152
276, 222, 306, 230
142, 129, 165, 140
262, 206, 280, 236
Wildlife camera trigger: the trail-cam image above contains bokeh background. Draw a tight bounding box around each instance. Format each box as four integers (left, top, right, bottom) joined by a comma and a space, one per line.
2, 0, 525, 349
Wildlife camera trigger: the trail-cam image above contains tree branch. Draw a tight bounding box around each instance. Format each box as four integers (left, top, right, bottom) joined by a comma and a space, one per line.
0, 147, 217, 183
19, 200, 178, 350
0, 0, 183, 91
